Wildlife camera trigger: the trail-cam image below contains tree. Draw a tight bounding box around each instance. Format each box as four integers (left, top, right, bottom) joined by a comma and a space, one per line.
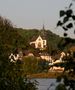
0, 16, 37, 90
57, 0, 75, 37
56, 0, 75, 90
22, 56, 49, 74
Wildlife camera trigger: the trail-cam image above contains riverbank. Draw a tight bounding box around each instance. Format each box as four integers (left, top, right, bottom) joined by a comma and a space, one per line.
27, 71, 75, 80
27, 72, 63, 78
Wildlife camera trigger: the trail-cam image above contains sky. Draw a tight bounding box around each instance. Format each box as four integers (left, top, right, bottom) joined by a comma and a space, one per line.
0, 0, 75, 38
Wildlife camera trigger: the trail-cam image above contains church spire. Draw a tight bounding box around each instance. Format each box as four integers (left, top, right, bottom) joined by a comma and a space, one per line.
41, 24, 46, 37
42, 24, 45, 30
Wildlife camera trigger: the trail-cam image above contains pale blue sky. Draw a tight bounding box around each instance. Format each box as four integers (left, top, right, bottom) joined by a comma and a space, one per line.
0, 0, 75, 38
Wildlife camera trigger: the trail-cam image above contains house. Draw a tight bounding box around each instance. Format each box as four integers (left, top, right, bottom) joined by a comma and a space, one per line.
9, 53, 20, 62
30, 35, 47, 50
49, 66, 64, 72
9, 51, 23, 62
40, 52, 53, 62
23, 50, 34, 57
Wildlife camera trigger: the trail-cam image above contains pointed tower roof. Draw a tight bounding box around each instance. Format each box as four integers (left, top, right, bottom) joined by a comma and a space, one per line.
40, 24, 46, 38
42, 24, 45, 30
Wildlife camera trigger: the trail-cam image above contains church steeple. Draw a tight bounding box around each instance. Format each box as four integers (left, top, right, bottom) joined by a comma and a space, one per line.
43, 24, 45, 30
40, 24, 46, 37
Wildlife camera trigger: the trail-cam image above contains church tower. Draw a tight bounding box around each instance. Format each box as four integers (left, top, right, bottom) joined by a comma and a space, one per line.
30, 24, 47, 50
41, 24, 46, 37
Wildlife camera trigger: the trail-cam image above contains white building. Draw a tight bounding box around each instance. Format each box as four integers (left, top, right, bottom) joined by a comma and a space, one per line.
9, 51, 23, 63
30, 35, 47, 50
40, 53, 53, 62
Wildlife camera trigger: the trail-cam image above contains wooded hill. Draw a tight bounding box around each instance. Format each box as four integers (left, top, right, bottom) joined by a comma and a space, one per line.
16, 28, 75, 53
0, 15, 75, 55
16, 28, 62, 53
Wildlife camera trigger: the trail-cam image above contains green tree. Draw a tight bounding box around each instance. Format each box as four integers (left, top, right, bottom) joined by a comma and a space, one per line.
0, 16, 37, 90
55, 84, 67, 90
56, 0, 75, 90
22, 56, 49, 74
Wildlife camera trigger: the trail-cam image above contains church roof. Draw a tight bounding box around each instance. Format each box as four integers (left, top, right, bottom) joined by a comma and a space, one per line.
30, 35, 46, 42
30, 25, 46, 41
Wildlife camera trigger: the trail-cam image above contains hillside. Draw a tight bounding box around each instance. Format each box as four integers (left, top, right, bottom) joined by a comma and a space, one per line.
16, 28, 75, 54
0, 15, 75, 55
17, 28, 63, 53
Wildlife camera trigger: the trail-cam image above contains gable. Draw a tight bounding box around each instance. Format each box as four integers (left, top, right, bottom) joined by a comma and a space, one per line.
36, 36, 43, 42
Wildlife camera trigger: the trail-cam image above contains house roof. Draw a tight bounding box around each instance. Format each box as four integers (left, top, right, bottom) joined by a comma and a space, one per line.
52, 54, 61, 60
23, 50, 40, 57
69, 46, 75, 51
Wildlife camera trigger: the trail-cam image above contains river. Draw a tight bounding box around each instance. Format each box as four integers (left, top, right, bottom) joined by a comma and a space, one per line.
32, 78, 63, 90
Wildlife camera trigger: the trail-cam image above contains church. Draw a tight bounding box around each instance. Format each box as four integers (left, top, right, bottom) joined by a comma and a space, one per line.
30, 25, 47, 50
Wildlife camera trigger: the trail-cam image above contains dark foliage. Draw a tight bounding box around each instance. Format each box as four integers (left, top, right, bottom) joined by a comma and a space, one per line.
0, 16, 37, 90
60, 10, 65, 17
56, 1, 75, 90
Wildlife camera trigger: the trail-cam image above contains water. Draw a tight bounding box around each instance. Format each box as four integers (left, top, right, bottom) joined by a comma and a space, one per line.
32, 78, 61, 90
